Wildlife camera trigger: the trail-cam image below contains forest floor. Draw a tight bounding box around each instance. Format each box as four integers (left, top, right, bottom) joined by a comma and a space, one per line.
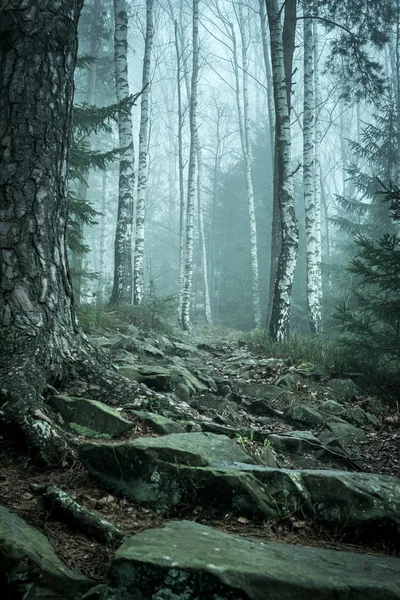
0, 326, 399, 582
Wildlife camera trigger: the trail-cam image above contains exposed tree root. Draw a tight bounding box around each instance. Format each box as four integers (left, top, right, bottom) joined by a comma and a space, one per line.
31, 484, 124, 545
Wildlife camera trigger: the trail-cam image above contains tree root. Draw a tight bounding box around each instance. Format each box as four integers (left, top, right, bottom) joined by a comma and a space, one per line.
31, 483, 124, 545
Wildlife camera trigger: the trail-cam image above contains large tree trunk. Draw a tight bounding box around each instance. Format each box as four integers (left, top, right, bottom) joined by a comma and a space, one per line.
109, 0, 135, 305
303, 6, 322, 334
266, 0, 299, 341
0, 1, 143, 463
0, 0, 84, 459
133, 0, 154, 305
232, 6, 262, 329
258, 0, 275, 162
181, 0, 200, 331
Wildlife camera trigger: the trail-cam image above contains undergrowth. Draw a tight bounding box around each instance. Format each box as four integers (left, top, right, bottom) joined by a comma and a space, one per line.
78, 295, 177, 336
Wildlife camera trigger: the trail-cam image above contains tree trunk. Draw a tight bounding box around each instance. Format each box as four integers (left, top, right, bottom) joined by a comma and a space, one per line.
258, 0, 275, 162
303, 7, 322, 334
0, 1, 144, 464
232, 5, 261, 329
266, 0, 299, 341
196, 141, 212, 324
181, 0, 200, 331
109, 0, 135, 305
313, 17, 323, 329
0, 0, 84, 459
133, 0, 154, 305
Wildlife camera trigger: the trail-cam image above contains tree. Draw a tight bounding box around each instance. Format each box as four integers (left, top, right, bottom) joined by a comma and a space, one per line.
109, 0, 135, 305
303, 2, 322, 333
181, 0, 200, 331
134, 0, 154, 305
335, 185, 400, 371
266, 0, 299, 341
0, 0, 141, 462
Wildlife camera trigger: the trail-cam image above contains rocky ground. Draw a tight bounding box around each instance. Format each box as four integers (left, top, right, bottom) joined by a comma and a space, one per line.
1, 326, 399, 599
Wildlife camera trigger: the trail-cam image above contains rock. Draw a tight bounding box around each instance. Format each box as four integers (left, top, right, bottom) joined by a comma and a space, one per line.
258, 445, 278, 467
237, 382, 283, 401
174, 383, 191, 402
193, 393, 239, 414
363, 396, 386, 415
247, 399, 282, 418
341, 406, 378, 428
326, 378, 360, 400
0, 504, 93, 598
118, 364, 208, 394
49, 395, 134, 438
275, 373, 294, 388
170, 341, 203, 357
284, 404, 324, 427
295, 363, 326, 381
319, 399, 344, 415
128, 411, 186, 435
320, 420, 367, 450
266, 430, 320, 454
111, 335, 164, 357
105, 520, 400, 600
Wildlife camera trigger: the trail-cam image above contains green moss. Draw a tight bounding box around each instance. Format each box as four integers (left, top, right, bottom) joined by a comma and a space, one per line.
69, 423, 112, 440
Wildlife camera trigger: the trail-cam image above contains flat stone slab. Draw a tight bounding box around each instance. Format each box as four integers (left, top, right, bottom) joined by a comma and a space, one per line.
105, 520, 400, 600
49, 395, 134, 438
0, 505, 93, 598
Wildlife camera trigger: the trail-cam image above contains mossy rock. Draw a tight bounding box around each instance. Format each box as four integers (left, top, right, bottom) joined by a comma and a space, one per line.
0, 505, 93, 598
49, 395, 134, 438
284, 404, 324, 427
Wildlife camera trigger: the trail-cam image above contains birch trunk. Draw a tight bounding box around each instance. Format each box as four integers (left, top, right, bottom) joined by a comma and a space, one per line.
181, 0, 200, 331
266, 0, 299, 341
233, 5, 262, 329
258, 0, 275, 162
303, 7, 322, 334
109, 0, 135, 305
196, 141, 212, 324
133, 0, 154, 305
174, 18, 186, 328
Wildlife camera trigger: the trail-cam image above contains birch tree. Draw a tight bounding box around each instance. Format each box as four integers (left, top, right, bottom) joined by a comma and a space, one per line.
181, 0, 200, 331
197, 141, 212, 324
109, 0, 135, 305
303, 5, 322, 333
266, 0, 299, 341
133, 0, 154, 305
233, 1, 262, 328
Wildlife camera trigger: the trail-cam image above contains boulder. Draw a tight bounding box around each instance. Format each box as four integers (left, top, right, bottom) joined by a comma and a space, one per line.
284, 404, 324, 427
0, 505, 93, 598
319, 399, 344, 416
118, 364, 208, 394
49, 395, 134, 438
128, 410, 186, 435
341, 406, 378, 428
320, 420, 367, 450
266, 430, 320, 454
105, 520, 400, 600
326, 378, 360, 400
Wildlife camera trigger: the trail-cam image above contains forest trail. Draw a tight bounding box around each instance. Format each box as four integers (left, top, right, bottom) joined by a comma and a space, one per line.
1, 325, 399, 598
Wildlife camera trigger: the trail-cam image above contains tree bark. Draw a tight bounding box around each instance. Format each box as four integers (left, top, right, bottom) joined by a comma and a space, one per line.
232, 5, 262, 329
266, 0, 299, 341
303, 6, 322, 334
133, 0, 154, 305
196, 140, 212, 324
181, 0, 200, 331
109, 0, 135, 305
0, 1, 145, 464
258, 0, 275, 162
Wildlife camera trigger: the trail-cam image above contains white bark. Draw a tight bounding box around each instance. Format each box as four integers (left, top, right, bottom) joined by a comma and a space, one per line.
181, 0, 200, 331
313, 17, 323, 330
303, 7, 322, 334
196, 140, 212, 324
258, 0, 275, 162
110, 0, 135, 305
233, 4, 262, 329
266, 0, 299, 341
133, 0, 154, 305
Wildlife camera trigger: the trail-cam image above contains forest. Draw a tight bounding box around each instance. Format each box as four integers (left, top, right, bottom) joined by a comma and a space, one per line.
0, 0, 399, 598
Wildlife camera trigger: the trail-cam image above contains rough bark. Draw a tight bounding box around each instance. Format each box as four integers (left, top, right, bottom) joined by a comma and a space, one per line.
303, 6, 322, 334
232, 6, 262, 329
133, 0, 154, 305
181, 0, 200, 331
266, 0, 299, 341
109, 0, 135, 305
196, 141, 212, 324
0, 1, 145, 464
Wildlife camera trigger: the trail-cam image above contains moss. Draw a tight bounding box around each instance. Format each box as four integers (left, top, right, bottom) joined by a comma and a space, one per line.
69, 423, 112, 440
